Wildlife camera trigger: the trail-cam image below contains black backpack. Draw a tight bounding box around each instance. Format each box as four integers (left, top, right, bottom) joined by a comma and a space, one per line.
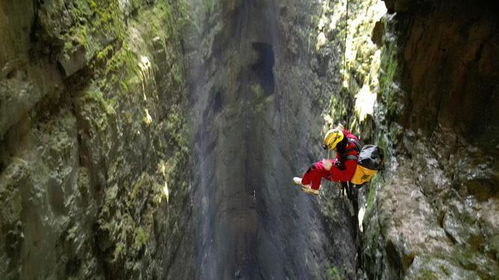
346, 142, 384, 185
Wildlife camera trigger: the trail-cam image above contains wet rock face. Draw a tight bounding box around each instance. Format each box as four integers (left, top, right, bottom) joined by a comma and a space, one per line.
187, 0, 358, 279
251, 42, 275, 95
361, 0, 499, 279
386, 1, 499, 147
0, 0, 192, 279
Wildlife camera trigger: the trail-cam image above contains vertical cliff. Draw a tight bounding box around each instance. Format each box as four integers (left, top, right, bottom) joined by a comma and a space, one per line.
3, 0, 497, 279
315, 0, 499, 279
311, 0, 498, 279
186, 0, 358, 279
362, 1, 499, 279
0, 0, 193, 279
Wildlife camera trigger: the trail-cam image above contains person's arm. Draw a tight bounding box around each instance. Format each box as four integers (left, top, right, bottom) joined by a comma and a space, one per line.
322, 159, 333, 170
330, 160, 357, 182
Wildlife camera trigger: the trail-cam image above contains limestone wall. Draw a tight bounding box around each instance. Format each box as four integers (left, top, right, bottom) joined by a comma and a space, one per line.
362, 1, 499, 279
186, 0, 359, 279
0, 0, 193, 279
311, 0, 498, 278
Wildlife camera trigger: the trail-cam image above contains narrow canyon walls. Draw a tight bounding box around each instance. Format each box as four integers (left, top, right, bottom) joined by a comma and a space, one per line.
0, 0, 193, 278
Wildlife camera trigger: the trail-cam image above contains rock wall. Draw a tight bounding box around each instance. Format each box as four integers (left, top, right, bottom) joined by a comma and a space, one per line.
313, 0, 498, 279
0, 0, 193, 279
312, 1, 388, 278
186, 0, 358, 279
3, 0, 496, 279
362, 1, 499, 279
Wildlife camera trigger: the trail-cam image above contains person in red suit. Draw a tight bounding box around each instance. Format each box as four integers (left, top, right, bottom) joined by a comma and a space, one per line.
293, 126, 360, 195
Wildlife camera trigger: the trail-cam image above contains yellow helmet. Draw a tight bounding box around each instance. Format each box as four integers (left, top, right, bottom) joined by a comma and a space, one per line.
323, 129, 344, 150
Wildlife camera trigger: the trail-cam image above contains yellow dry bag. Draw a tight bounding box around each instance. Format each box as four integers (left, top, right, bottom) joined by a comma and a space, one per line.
348, 145, 384, 185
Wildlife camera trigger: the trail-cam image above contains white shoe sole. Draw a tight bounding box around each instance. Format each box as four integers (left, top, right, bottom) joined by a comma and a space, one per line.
293, 177, 303, 186
301, 186, 319, 195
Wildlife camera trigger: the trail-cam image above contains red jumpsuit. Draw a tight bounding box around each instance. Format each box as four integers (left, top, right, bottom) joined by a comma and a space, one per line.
301, 130, 360, 190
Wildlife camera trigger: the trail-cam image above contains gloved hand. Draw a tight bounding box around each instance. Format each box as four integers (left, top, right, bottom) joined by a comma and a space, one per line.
322, 159, 333, 171
335, 160, 345, 170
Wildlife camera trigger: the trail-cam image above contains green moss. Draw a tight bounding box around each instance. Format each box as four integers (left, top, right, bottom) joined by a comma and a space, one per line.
70, 0, 190, 277
366, 174, 383, 211
326, 266, 343, 280
485, 234, 499, 260
251, 84, 264, 98
133, 227, 149, 250
203, 0, 216, 14
92, 45, 141, 95
379, 40, 403, 120
440, 265, 451, 276
81, 88, 116, 116
416, 269, 439, 280
88, 0, 97, 10
95, 44, 114, 61
379, 44, 398, 93
77, 86, 116, 132
172, 63, 184, 84
130, 175, 145, 200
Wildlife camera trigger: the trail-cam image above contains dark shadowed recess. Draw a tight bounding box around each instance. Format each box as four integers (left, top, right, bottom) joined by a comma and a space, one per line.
252, 42, 275, 95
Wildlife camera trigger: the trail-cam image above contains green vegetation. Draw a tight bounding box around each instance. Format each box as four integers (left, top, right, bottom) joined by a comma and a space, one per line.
326, 266, 343, 280
366, 179, 378, 211
379, 40, 403, 120
62, 0, 126, 60
49, 0, 191, 277
416, 269, 439, 280
379, 42, 398, 95
203, 0, 216, 14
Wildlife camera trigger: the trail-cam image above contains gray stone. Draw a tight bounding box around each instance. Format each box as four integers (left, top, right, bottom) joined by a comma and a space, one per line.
57, 46, 88, 77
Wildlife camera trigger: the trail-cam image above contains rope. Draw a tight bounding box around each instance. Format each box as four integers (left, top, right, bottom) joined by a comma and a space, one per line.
343, 0, 349, 78
323, 0, 349, 197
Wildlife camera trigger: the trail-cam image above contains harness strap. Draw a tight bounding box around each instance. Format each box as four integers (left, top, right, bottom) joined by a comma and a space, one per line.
348, 138, 362, 151
343, 138, 362, 155
344, 155, 358, 161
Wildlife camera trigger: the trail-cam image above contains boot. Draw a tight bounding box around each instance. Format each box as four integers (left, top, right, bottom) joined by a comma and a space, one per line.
301, 185, 319, 195
293, 177, 303, 186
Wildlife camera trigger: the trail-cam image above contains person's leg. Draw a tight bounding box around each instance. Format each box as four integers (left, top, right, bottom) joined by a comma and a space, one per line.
301, 160, 333, 190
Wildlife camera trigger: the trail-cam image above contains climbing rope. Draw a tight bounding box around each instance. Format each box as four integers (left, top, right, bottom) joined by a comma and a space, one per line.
321, 0, 350, 198
342, 0, 351, 199
343, 0, 349, 78
325, 0, 349, 197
